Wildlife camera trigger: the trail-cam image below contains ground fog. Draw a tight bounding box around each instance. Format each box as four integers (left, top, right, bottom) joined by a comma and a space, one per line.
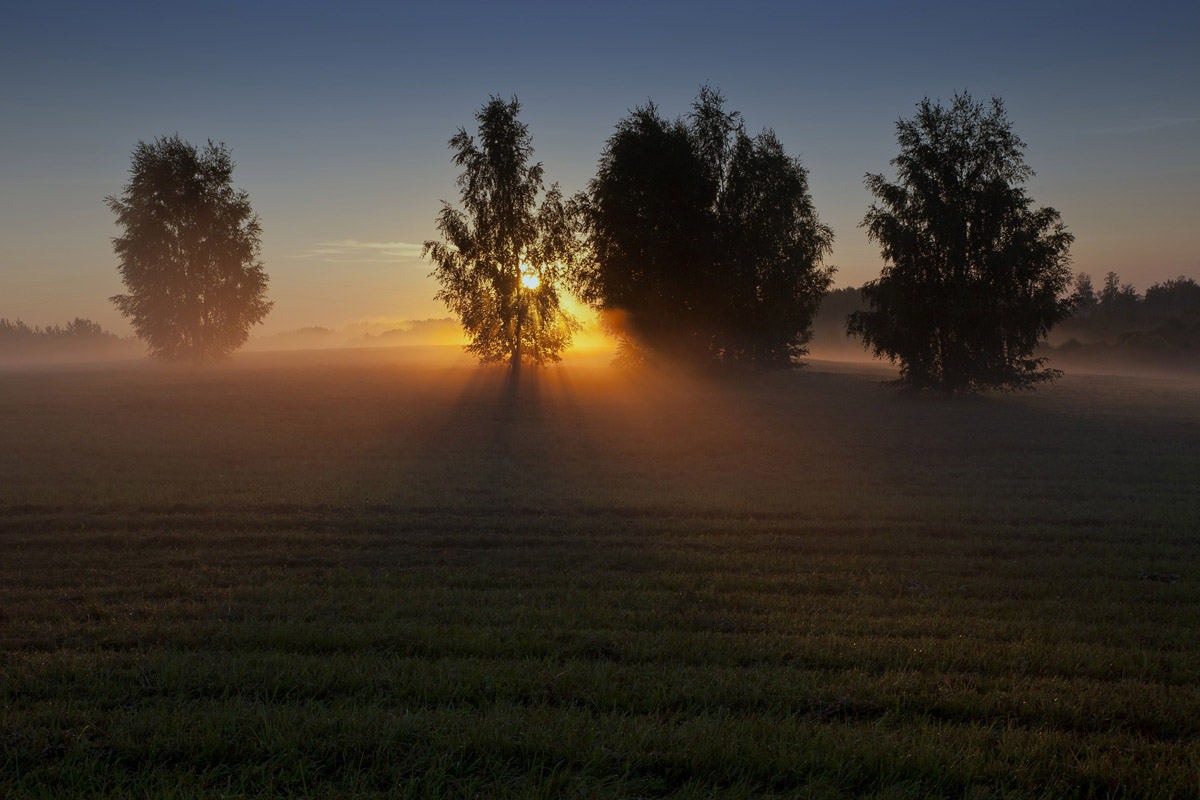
2, 349, 1198, 798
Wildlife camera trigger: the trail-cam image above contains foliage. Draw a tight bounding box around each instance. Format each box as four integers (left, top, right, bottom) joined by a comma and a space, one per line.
1065, 272, 1200, 327
108, 136, 272, 363
425, 96, 580, 368
849, 93, 1074, 393
1055, 273, 1200, 366
1145, 275, 1200, 317
1069, 272, 1098, 314
0, 317, 137, 362
575, 87, 834, 367
1096, 270, 1141, 314
1, 317, 113, 342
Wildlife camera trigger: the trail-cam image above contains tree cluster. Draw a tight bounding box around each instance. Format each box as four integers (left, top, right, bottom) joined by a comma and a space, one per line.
0, 317, 135, 362
1, 317, 114, 342
572, 87, 834, 367
107, 89, 1094, 392
427, 89, 1079, 391
1056, 273, 1200, 364
1070, 271, 1200, 320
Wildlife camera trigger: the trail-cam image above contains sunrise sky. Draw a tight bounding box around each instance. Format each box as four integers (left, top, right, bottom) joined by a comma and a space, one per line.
2, 0, 1197, 335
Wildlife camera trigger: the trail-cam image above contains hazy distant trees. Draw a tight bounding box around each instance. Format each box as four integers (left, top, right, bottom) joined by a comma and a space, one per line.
1068, 271, 1200, 321
1069, 271, 1140, 319
1098, 271, 1141, 314
425, 96, 580, 369
808, 286, 868, 353
574, 87, 835, 367
849, 93, 1074, 392
108, 136, 272, 363
1057, 272, 1200, 364
1086, 274, 1200, 321
0, 317, 135, 362
0, 317, 116, 344
1070, 273, 1099, 315
1145, 276, 1200, 318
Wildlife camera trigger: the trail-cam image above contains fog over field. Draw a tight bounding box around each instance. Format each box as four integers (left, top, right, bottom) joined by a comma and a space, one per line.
6, 298, 1197, 382
3, 352, 1199, 796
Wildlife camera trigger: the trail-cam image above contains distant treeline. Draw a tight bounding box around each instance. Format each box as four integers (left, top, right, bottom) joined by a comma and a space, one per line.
352, 318, 466, 347
242, 318, 466, 352
809, 288, 868, 355
1050, 273, 1200, 367
0, 318, 141, 363
808, 277, 1200, 370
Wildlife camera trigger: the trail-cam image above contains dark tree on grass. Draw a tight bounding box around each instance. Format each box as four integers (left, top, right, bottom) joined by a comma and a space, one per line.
425, 96, 579, 369
848, 93, 1074, 392
109, 136, 272, 363
575, 87, 834, 367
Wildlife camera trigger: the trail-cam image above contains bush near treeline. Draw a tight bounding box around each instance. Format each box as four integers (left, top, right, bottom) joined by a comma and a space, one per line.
0, 318, 139, 362
1051, 273, 1200, 367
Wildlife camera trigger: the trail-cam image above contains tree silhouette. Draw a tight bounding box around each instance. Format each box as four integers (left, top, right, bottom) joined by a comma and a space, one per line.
1055, 274, 1200, 364
1145, 277, 1200, 318
1098, 271, 1140, 315
574, 87, 834, 367
108, 136, 271, 363
425, 96, 579, 369
1070, 273, 1099, 316
0, 317, 135, 363
848, 93, 1074, 393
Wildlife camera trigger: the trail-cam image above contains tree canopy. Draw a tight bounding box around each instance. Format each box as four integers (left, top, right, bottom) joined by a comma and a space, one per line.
574, 87, 834, 367
425, 96, 579, 369
848, 93, 1074, 393
108, 136, 272, 363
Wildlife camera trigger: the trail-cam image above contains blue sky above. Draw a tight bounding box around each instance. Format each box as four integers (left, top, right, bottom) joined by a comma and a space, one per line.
2, 0, 1197, 333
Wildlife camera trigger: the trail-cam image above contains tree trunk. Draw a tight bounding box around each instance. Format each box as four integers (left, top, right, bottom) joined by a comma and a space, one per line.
511, 290, 523, 373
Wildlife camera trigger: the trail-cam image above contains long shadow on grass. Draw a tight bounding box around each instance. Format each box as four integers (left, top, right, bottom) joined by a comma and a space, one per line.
350, 364, 562, 515
683, 363, 1200, 531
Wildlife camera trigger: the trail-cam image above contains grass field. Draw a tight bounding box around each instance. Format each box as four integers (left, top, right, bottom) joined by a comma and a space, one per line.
2, 348, 1199, 798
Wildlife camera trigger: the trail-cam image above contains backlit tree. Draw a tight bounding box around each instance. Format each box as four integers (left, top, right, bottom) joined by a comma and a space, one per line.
109, 136, 271, 363
849, 93, 1074, 392
425, 96, 579, 369
574, 87, 834, 367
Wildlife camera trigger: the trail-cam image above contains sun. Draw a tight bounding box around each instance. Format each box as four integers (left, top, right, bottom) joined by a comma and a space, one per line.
520, 264, 540, 291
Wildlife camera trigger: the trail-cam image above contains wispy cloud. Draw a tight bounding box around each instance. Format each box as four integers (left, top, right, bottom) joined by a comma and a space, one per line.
1096, 116, 1200, 136
294, 239, 425, 263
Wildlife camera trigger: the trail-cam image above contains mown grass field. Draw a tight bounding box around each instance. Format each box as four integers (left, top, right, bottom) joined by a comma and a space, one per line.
2, 348, 1198, 798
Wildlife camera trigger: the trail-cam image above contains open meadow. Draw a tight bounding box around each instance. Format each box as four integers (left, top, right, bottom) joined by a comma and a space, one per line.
2, 349, 1199, 798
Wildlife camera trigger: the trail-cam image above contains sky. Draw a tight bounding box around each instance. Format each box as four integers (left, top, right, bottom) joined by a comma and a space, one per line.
2, 0, 1197, 335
